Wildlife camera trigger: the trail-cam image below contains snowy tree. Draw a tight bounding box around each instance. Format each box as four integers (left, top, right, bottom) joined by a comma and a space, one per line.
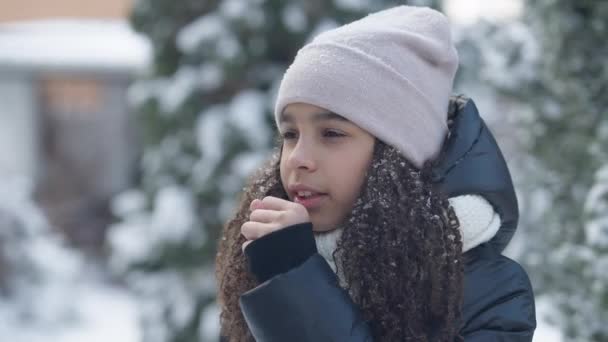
506, 1, 608, 341
450, 16, 538, 153
0, 177, 80, 338
107, 1, 459, 341
0, 176, 140, 342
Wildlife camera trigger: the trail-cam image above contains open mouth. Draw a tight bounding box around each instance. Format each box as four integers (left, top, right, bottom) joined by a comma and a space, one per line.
293, 191, 327, 209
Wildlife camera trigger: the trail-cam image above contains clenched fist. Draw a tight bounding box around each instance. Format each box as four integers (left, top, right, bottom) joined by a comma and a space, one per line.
241, 196, 310, 251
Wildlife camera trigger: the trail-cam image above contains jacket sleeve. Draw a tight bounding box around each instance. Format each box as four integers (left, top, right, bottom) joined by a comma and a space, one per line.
239, 224, 374, 342
460, 248, 537, 342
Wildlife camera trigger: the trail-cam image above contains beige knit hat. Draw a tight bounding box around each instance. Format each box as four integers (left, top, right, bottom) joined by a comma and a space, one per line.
274, 5, 459, 168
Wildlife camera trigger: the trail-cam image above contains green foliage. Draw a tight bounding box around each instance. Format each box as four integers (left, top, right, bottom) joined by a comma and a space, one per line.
515, 1, 608, 340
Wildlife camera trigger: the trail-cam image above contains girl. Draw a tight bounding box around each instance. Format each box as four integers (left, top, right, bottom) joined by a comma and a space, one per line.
216, 5, 535, 342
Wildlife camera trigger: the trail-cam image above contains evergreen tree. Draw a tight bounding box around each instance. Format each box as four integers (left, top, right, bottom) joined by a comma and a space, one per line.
107, 1, 451, 341
512, 1, 608, 340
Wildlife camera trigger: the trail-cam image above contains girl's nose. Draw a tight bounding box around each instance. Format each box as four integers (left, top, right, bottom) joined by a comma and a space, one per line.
286, 139, 318, 172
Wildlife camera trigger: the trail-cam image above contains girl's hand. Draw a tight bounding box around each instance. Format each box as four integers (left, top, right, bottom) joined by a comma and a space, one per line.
241, 196, 310, 251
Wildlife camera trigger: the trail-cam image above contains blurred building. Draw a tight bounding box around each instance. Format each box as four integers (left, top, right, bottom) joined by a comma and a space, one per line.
0, 0, 131, 22
0, 0, 150, 253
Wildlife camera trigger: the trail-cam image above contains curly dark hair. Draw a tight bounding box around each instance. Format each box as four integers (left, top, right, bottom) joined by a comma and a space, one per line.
216, 107, 465, 342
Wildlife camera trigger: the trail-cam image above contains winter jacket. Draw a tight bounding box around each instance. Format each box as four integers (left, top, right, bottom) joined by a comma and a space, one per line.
234, 98, 536, 341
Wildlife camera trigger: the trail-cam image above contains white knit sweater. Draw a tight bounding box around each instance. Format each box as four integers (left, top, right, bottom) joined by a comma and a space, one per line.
313, 195, 501, 279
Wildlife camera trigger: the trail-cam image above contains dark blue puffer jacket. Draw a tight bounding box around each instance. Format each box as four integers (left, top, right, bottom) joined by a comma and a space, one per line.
234, 97, 536, 342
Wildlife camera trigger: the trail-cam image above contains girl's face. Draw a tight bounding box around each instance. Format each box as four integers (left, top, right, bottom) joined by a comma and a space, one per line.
279, 103, 375, 232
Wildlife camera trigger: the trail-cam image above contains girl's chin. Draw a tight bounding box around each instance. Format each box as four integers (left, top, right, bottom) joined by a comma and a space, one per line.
309, 212, 343, 233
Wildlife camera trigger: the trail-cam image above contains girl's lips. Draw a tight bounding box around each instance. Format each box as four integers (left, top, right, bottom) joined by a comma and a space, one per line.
294, 193, 327, 210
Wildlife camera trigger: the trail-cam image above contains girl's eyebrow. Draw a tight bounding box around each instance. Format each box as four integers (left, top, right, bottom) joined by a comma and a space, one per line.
280, 111, 349, 124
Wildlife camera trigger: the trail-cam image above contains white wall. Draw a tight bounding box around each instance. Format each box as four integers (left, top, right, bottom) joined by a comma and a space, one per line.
0, 75, 39, 180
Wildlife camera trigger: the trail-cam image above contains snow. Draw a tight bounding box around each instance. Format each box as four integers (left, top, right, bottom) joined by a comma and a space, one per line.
526, 163, 608, 341
451, 20, 539, 92
230, 152, 267, 179
39, 285, 139, 342
333, 0, 373, 11
176, 14, 228, 54
444, 0, 524, 25
127, 62, 225, 113
0, 175, 141, 342
483, 22, 539, 89
160, 66, 201, 113
112, 188, 147, 217
219, 0, 250, 19
192, 90, 271, 189
228, 90, 271, 149
195, 105, 226, 183
585, 217, 608, 247
307, 18, 340, 43
172, 15, 242, 60
151, 186, 196, 240
534, 296, 564, 342
584, 164, 608, 213
102, 264, 217, 342
199, 303, 221, 342
108, 181, 218, 342
0, 281, 141, 342
216, 34, 242, 60
200, 63, 225, 90
584, 164, 608, 247
282, 3, 308, 33
109, 185, 199, 273
598, 120, 608, 140
0, 19, 151, 72
219, 0, 266, 29
127, 79, 163, 109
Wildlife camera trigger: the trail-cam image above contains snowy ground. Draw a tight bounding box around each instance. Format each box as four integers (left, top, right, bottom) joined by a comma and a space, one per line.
0, 282, 141, 342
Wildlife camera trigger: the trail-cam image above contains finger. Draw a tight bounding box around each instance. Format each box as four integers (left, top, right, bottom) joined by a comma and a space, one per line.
250, 199, 263, 211
241, 221, 278, 240
250, 209, 281, 223
242, 240, 253, 253
260, 196, 293, 211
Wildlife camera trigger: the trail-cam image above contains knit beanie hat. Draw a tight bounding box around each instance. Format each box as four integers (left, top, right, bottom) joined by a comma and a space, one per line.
274, 5, 459, 168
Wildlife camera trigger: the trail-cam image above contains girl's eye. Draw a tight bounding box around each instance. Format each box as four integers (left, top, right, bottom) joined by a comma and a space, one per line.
280, 129, 345, 141
281, 131, 297, 140
323, 129, 346, 138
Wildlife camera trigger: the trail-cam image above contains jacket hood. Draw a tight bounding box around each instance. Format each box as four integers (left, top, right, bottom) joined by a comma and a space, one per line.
432, 97, 519, 254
